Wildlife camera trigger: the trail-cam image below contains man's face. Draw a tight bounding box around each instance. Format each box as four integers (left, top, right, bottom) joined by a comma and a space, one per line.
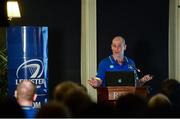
111, 37, 126, 56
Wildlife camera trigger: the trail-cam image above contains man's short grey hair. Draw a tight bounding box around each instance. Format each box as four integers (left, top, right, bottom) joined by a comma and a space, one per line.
112, 36, 126, 44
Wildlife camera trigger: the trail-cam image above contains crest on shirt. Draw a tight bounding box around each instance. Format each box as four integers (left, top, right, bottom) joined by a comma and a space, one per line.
109, 65, 114, 68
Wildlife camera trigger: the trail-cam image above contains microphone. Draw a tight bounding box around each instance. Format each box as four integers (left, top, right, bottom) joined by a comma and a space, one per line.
128, 64, 141, 73
128, 64, 144, 79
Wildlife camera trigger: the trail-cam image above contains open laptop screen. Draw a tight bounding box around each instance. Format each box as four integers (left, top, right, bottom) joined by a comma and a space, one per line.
105, 71, 135, 86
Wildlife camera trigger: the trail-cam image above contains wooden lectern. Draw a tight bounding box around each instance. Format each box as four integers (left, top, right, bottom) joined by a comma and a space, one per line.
97, 86, 149, 106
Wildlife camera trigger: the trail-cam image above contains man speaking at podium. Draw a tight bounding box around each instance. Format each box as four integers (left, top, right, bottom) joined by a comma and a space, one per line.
88, 36, 153, 88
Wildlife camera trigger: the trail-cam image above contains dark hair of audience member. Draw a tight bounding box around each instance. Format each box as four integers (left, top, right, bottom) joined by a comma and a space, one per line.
53, 81, 83, 102
36, 101, 70, 118
159, 79, 180, 115
52, 81, 93, 117
62, 88, 93, 117
78, 83, 88, 93
115, 93, 148, 117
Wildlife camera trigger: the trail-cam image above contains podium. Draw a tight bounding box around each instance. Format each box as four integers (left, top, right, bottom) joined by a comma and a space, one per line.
97, 86, 149, 106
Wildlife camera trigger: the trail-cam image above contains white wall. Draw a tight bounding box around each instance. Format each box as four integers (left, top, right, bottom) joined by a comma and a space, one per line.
169, 0, 180, 82
81, 0, 97, 102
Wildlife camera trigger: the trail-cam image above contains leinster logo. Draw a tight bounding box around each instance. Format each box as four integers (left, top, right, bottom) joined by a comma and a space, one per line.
16, 59, 44, 79
110, 65, 114, 69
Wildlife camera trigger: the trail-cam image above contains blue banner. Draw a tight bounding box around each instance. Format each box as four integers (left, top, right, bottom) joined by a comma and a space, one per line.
7, 26, 48, 108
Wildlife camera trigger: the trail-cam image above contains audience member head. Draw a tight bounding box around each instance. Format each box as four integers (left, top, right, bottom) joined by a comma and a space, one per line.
53, 81, 85, 102
36, 101, 70, 118
14, 80, 37, 106
148, 93, 172, 116
159, 79, 180, 114
115, 93, 148, 117
53, 81, 92, 117
78, 83, 88, 93
62, 87, 92, 117
160, 79, 180, 97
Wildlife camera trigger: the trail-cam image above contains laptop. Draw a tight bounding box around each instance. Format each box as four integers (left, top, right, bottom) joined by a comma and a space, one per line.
105, 71, 135, 86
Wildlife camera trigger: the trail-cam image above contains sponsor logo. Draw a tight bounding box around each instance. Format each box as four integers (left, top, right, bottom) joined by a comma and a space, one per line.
110, 65, 114, 68
16, 59, 43, 79
16, 59, 47, 90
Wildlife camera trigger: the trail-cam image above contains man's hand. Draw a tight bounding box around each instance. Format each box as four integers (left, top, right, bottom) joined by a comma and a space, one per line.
140, 74, 153, 83
88, 77, 102, 88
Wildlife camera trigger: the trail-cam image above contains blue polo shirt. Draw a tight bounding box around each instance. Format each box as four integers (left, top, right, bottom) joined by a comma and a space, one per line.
96, 55, 139, 87
22, 106, 37, 119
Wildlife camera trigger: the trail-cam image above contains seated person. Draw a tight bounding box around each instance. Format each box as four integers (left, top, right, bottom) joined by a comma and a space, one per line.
14, 80, 37, 118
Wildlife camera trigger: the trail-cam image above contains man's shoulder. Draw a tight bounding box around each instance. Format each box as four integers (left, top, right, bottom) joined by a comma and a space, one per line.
100, 56, 111, 63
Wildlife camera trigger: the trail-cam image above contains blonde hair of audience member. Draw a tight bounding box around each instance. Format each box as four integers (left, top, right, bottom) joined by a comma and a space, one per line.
14, 80, 37, 106
148, 93, 172, 108
148, 93, 172, 115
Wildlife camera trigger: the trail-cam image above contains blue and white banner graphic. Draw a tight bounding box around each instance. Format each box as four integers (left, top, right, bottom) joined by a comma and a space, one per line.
7, 26, 48, 108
